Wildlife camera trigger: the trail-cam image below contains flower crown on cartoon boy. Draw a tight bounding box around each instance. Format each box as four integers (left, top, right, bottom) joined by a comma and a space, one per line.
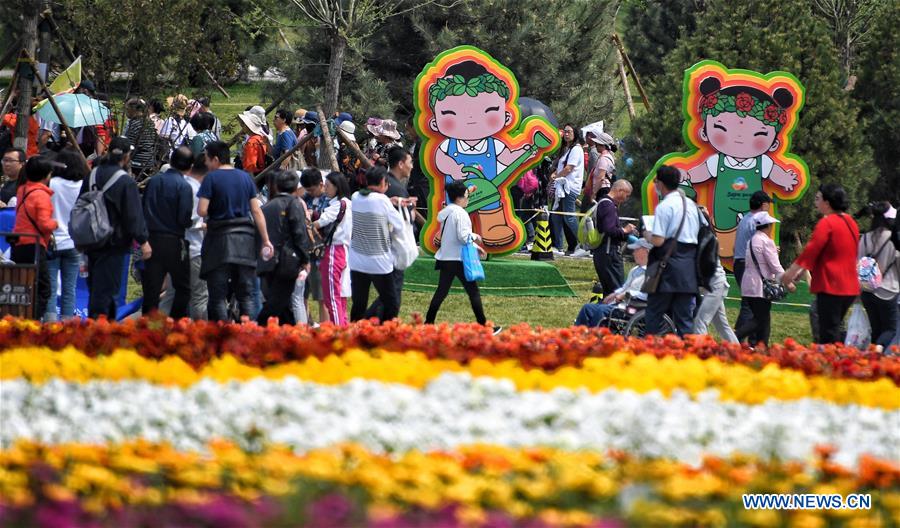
414, 46, 559, 255
642, 60, 809, 266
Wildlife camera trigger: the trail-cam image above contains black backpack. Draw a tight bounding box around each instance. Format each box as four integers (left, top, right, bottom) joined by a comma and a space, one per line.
0, 125, 12, 153
696, 209, 719, 290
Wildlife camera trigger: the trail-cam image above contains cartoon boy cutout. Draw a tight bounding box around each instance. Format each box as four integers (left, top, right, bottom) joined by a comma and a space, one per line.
428, 61, 537, 247
683, 77, 800, 257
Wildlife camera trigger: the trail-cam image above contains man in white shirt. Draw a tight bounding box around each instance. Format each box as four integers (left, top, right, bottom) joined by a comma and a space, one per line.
575, 238, 650, 327
645, 165, 701, 337
349, 166, 406, 322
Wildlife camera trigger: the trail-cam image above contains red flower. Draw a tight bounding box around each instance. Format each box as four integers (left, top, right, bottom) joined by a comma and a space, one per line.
778, 112, 787, 125
764, 104, 780, 123
702, 94, 718, 109
735, 92, 754, 113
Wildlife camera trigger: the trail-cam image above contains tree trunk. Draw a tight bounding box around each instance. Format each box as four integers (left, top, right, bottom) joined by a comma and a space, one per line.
14, 0, 39, 152
320, 29, 346, 168
323, 29, 346, 118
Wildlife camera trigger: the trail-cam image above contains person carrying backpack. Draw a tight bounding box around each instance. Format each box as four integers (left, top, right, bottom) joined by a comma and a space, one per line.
856, 202, 899, 347
75, 137, 151, 319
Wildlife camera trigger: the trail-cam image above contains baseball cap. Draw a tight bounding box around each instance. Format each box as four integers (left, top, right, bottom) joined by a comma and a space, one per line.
752, 211, 779, 227
627, 238, 653, 250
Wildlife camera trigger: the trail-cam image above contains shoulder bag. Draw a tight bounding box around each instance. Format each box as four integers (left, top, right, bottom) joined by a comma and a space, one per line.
308, 199, 346, 260
749, 233, 787, 301
642, 194, 686, 294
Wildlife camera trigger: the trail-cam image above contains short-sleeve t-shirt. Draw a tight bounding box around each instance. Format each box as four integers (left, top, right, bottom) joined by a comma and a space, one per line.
197, 168, 257, 221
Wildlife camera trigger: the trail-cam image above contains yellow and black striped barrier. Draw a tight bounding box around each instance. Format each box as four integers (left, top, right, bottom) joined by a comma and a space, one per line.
531, 209, 554, 261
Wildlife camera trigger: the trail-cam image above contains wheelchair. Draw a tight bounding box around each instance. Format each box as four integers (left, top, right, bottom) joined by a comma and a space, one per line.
598, 297, 677, 338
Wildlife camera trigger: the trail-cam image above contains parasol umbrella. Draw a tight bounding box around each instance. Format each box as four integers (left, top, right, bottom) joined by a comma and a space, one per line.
35, 93, 110, 128
518, 97, 558, 128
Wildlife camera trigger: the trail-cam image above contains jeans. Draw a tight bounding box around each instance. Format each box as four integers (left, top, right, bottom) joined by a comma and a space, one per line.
365, 268, 404, 320
860, 292, 898, 347
592, 246, 624, 296
693, 279, 738, 343
205, 264, 256, 322
11, 244, 49, 320
44, 248, 80, 321
815, 293, 856, 344
425, 260, 486, 325
512, 187, 535, 244
735, 297, 772, 345
86, 249, 128, 320
550, 192, 578, 251
351, 270, 398, 322
291, 277, 308, 324
645, 292, 695, 337
575, 302, 615, 327
142, 233, 191, 319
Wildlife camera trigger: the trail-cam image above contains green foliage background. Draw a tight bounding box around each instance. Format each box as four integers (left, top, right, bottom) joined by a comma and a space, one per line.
624, 0, 875, 260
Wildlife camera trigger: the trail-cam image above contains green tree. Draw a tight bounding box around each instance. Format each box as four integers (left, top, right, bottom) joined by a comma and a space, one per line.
51, 0, 272, 92
628, 0, 874, 258
392, 0, 624, 128
620, 0, 705, 79
853, 5, 900, 202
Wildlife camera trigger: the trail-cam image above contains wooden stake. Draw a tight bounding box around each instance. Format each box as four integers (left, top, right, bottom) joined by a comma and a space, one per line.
43, 12, 79, 67
335, 127, 372, 170
316, 104, 339, 172
615, 47, 636, 120
0, 39, 22, 70
253, 131, 315, 183
0, 68, 19, 118
24, 50, 89, 166
611, 34, 651, 111
199, 61, 229, 98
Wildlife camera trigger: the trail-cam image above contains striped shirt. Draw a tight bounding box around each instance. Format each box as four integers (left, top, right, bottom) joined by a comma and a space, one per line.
348, 190, 405, 274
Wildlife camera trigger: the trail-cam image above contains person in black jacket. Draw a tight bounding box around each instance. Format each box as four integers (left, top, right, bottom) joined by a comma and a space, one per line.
141, 147, 194, 317
79, 137, 151, 319
256, 170, 309, 325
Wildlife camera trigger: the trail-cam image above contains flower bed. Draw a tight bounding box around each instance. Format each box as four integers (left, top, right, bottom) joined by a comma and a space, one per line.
1, 318, 898, 526
1, 317, 897, 382
2, 441, 897, 527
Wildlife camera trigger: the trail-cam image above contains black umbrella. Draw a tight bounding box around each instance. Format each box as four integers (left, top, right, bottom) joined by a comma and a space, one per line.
518, 97, 559, 128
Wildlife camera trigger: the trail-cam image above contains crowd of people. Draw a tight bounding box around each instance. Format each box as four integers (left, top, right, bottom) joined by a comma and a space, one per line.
2, 87, 897, 349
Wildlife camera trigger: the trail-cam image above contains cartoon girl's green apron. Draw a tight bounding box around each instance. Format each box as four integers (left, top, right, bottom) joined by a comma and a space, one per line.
712, 154, 763, 231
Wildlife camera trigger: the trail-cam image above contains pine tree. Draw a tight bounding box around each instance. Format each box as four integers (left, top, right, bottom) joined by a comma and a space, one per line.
853, 5, 900, 202
628, 0, 875, 258
366, 0, 624, 128
620, 0, 705, 79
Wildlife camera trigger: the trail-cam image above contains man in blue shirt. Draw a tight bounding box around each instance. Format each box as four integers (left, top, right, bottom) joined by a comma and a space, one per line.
732, 191, 772, 342
141, 147, 194, 317
273, 109, 298, 158
198, 141, 273, 321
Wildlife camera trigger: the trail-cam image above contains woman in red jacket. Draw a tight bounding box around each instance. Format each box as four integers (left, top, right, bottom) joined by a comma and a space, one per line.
11, 155, 58, 320
782, 184, 859, 344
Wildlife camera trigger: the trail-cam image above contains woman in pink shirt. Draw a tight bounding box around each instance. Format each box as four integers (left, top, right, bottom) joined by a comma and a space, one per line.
736, 212, 795, 345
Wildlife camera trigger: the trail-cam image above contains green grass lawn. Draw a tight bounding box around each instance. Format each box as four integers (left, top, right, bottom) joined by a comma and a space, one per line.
129, 254, 814, 344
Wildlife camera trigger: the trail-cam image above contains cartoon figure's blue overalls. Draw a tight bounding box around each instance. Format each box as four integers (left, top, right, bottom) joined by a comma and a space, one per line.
445, 139, 502, 212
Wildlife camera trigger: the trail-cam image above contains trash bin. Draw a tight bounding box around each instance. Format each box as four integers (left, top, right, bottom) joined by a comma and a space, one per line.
0, 232, 40, 319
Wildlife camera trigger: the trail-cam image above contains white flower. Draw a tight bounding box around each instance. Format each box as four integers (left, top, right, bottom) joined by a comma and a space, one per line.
2, 374, 897, 467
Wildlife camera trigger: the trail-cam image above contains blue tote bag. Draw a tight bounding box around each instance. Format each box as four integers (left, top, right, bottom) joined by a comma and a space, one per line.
461, 241, 485, 282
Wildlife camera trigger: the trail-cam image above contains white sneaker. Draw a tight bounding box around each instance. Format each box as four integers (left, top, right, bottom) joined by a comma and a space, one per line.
551, 248, 566, 256
571, 248, 591, 258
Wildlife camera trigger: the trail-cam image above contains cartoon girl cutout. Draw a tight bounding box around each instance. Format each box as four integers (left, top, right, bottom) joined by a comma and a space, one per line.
428, 61, 536, 247
682, 77, 799, 256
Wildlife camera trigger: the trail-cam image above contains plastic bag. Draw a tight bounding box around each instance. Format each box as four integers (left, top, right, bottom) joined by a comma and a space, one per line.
391, 205, 418, 271
844, 302, 871, 349
461, 242, 485, 282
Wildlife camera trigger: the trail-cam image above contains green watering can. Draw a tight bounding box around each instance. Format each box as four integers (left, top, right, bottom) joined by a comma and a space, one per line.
461, 131, 553, 213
